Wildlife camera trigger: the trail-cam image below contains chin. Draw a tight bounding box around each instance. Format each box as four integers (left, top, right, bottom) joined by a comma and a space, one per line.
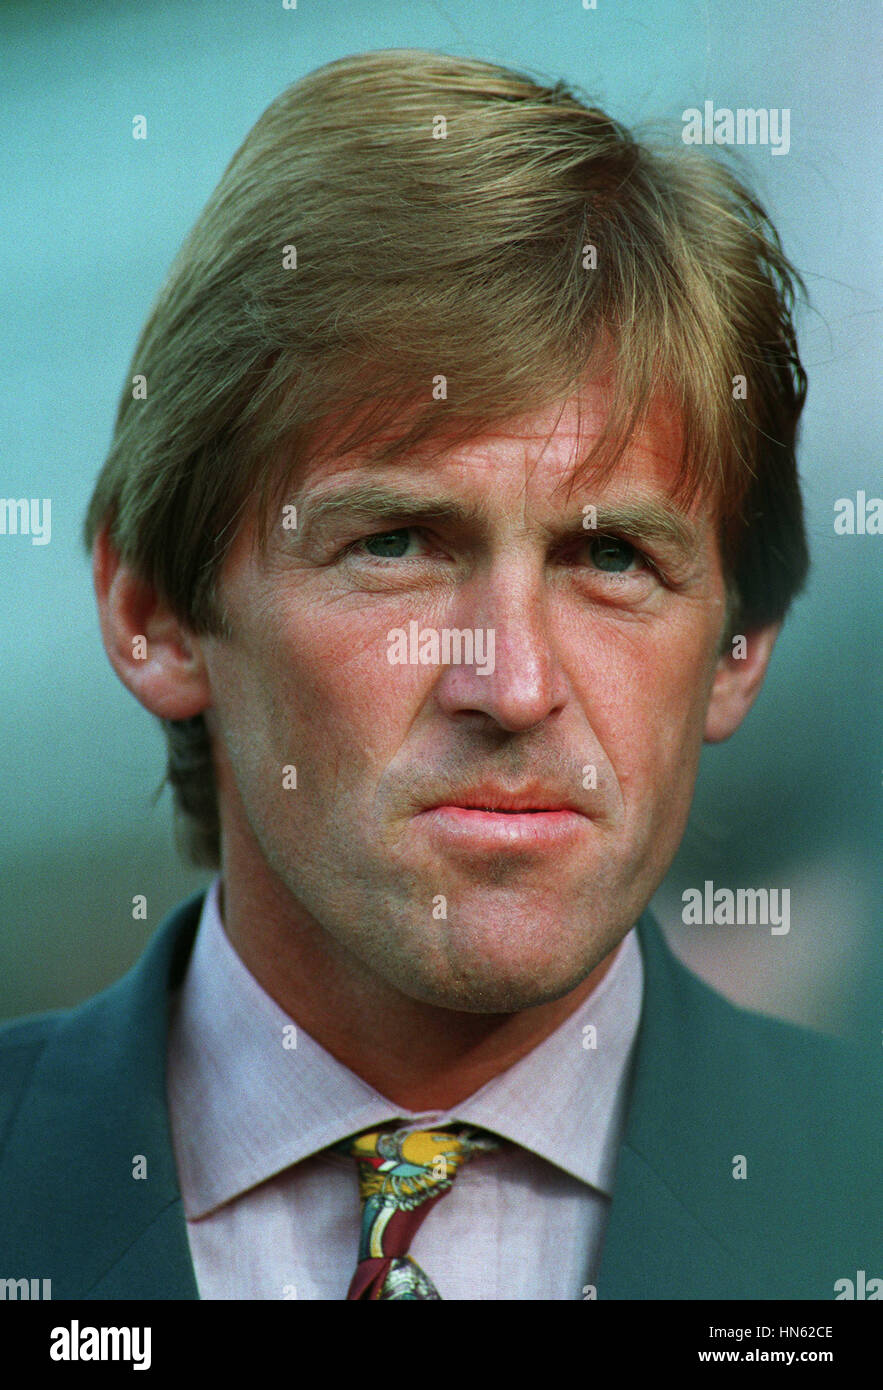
378, 919, 610, 1014
396, 967, 591, 1015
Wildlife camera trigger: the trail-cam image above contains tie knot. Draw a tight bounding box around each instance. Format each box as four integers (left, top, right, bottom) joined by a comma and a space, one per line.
336, 1124, 499, 1211
333, 1124, 500, 1298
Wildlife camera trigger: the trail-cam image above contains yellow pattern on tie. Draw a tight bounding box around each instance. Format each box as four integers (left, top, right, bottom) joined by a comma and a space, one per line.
335, 1124, 500, 1299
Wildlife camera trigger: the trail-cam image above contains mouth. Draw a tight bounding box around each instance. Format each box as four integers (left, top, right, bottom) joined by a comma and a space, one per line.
457, 806, 567, 813
415, 787, 589, 850
424, 785, 584, 815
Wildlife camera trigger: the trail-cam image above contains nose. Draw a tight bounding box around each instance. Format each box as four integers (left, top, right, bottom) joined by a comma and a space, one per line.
433, 565, 569, 734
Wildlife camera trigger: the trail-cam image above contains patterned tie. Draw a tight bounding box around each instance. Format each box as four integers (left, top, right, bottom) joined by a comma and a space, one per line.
334, 1124, 500, 1299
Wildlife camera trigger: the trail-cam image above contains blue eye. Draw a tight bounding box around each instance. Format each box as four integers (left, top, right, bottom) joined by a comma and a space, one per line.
588, 535, 640, 573
362, 529, 414, 558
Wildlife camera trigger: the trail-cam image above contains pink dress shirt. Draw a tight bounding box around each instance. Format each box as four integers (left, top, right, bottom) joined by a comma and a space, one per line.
166, 878, 643, 1299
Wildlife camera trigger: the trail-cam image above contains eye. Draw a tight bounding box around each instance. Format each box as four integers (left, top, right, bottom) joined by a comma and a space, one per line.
587, 534, 644, 573
358, 528, 422, 559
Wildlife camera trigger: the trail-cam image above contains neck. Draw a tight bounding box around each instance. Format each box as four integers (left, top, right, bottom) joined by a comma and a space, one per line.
218, 866, 620, 1113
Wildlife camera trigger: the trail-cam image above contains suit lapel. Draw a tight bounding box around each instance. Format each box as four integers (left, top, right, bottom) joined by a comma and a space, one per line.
597, 1145, 750, 1299
1, 895, 204, 1299
597, 914, 756, 1299
85, 1201, 199, 1299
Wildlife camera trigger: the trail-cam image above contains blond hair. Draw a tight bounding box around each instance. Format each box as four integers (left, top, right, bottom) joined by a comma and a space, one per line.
84, 50, 809, 865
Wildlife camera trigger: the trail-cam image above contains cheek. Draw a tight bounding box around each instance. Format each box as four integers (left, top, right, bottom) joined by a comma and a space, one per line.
569, 616, 717, 806
281, 616, 416, 753
207, 600, 423, 800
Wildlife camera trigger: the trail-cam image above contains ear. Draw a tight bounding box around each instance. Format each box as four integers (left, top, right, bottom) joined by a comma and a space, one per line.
92, 522, 212, 720
704, 622, 780, 743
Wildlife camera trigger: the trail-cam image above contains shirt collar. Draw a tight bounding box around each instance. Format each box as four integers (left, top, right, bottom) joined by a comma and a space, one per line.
167, 878, 643, 1218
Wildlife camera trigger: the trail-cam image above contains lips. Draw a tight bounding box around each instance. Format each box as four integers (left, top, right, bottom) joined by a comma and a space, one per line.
425, 785, 582, 814
415, 797, 588, 852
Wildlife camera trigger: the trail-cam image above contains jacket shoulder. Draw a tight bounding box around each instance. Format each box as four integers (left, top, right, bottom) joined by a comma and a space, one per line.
0, 894, 204, 1298
0, 893, 203, 1164
658, 928, 877, 1111
624, 916, 881, 1295
0, 1010, 64, 1151
637, 914, 877, 1099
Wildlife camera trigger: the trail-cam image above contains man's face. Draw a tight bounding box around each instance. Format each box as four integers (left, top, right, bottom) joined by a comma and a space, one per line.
199, 383, 729, 1012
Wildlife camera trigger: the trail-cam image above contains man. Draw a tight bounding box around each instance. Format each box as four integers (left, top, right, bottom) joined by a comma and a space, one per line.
0, 50, 878, 1301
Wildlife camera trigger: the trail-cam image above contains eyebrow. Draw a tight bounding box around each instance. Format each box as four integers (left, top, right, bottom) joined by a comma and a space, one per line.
586, 501, 700, 555
295, 484, 492, 537
293, 482, 702, 559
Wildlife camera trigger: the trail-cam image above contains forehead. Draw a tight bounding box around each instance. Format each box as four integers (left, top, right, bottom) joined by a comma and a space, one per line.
290, 381, 693, 516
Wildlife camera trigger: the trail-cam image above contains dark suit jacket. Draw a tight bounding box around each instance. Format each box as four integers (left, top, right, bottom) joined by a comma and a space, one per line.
0, 894, 878, 1299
